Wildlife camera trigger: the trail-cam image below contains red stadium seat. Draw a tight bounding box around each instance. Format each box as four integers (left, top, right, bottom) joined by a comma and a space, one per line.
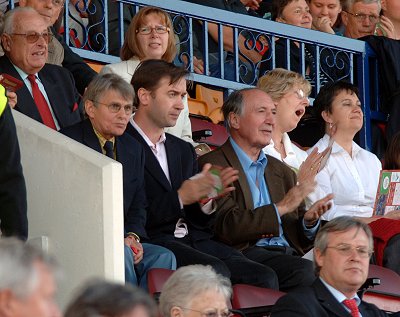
147, 268, 174, 301
231, 284, 285, 317
362, 264, 400, 313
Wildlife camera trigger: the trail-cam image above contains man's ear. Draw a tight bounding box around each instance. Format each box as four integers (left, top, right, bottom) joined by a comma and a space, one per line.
18, 0, 27, 6
1, 34, 12, 53
381, 0, 387, 11
137, 87, 150, 107
170, 306, 184, 317
228, 112, 240, 130
314, 248, 324, 269
84, 100, 95, 119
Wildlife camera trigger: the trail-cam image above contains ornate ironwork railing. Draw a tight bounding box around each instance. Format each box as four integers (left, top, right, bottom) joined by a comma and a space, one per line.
15, 0, 385, 149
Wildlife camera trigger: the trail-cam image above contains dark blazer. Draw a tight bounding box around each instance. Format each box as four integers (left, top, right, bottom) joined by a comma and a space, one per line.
126, 124, 219, 245
198, 139, 313, 254
60, 119, 148, 239
0, 55, 82, 130
271, 278, 389, 317
0, 105, 28, 240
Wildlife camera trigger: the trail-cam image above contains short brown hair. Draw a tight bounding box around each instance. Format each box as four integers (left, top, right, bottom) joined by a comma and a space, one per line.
272, 0, 298, 20
131, 59, 189, 108
120, 6, 176, 62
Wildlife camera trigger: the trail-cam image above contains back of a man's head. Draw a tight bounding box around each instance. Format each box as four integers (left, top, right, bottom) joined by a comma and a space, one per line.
0, 238, 60, 317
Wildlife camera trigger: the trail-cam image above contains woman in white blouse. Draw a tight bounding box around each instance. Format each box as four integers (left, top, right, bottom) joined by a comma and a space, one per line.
257, 68, 323, 184
100, 7, 194, 144
308, 81, 388, 221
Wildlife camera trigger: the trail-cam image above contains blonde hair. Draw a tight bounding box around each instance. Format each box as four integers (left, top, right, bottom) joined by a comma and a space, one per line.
257, 68, 311, 102
120, 6, 176, 62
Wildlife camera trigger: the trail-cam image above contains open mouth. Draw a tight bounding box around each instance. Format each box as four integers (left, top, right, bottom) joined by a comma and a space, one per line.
295, 108, 305, 117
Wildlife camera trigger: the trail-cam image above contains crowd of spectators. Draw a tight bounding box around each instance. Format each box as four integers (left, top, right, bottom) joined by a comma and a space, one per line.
1, 0, 400, 316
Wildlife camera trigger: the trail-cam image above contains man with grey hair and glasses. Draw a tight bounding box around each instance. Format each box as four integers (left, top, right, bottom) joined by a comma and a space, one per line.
341, 0, 397, 39
271, 216, 391, 317
61, 73, 176, 290
0, 238, 61, 317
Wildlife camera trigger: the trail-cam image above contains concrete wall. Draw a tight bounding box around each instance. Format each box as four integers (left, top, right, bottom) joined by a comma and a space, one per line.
13, 110, 125, 308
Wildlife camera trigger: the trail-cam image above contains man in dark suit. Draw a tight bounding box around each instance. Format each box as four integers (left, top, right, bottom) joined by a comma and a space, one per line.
61, 73, 176, 289
0, 86, 27, 240
271, 216, 390, 317
0, 7, 81, 130
127, 59, 281, 289
199, 88, 332, 291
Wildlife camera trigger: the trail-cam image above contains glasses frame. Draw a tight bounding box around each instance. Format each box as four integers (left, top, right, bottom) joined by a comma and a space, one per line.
344, 10, 379, 23
10, 30, 53, 44
326, 244, 373, 258
91, 100, 136, 115
179, 307, 233, 317
136, 25, 170, 35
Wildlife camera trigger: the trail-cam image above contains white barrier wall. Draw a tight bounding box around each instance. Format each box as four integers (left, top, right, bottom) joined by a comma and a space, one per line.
13, 110, 125, 308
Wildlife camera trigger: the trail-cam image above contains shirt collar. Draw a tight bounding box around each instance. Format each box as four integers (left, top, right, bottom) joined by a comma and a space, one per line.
130, 117, 166, 148
12, 64, 34, 81
92, 126, 115, 150
319, 277, 361, 306
321, 134, 362, 157
230, 137, 267, 170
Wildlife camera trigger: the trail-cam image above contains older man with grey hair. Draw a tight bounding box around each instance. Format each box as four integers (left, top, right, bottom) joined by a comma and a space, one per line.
0, 238, 61, 317
199, 88, 333, 292
341, 0, 397, 38
271, 216, 390, 317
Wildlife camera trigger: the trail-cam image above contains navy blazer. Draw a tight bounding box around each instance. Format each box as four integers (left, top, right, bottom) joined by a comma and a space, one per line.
60, 119, 148, 239
0, 105, 28, 240
126, 124, 216, 240
271, 278, 389, 317
0, 55, 82, 130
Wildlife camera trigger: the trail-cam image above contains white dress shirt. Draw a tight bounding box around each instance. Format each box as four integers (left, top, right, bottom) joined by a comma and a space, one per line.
307, 134, 382, 220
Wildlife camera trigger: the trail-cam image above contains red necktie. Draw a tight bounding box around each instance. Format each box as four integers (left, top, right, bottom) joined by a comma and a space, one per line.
27, 74, 56, 130
342, 299, 360, 317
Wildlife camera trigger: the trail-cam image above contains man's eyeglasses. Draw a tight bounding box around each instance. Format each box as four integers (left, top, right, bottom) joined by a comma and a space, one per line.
92, 100, 136, 115
11, 31, 52, 44
180, 307, 233, 317
326, 244, 373, 258
344, 11, 379, 23
136, 25, 170, 35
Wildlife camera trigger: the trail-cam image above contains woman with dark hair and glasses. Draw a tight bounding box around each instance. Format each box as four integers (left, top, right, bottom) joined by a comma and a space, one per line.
159, 265, 233, 317
308, 80, 400, 274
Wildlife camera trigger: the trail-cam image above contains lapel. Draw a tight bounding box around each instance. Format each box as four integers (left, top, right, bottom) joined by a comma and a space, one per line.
164, 134, 184, 190
81, 119, 102, 153
314, 279, 353, 317
0, 56, 41, 122
126, 59, 138, 79
127, 124, 172, 191
37, 66, 65, 124
220, 140, 254, 210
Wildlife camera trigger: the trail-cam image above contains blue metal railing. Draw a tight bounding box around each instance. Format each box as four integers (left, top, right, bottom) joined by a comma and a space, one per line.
23, 0, 386, 149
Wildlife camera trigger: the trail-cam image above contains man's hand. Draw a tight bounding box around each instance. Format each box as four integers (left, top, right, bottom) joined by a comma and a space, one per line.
276, 180, 316, 216
303, 194, 333, 226
6, 91, 17, 109
312, 16, 335, 34
124, 236, 144, 264
240, 0, 262, 10
219, 166, 239, 196
376, 16, 398, 39
178, 164, 217, 205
